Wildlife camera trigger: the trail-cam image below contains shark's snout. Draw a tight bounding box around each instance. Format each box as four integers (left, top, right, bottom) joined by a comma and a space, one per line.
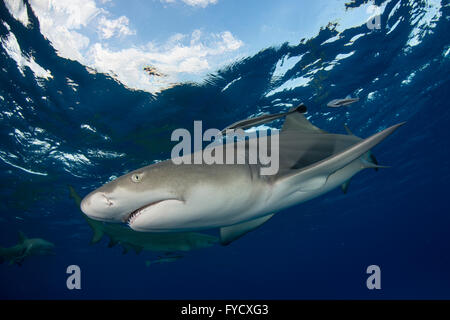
81, 191, 121, 222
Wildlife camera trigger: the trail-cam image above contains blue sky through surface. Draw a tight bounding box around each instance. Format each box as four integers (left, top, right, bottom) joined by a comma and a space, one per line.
4, 0, 377, 92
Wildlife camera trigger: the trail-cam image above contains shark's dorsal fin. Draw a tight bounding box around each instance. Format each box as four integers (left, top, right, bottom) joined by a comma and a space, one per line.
220, 213, 274, 245
18, 231, 27, 244
282, 107, 327, 134
341, 179, 351, 194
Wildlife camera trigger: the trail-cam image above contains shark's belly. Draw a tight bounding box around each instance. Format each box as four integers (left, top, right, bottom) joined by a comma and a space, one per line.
253, 157, 365, 217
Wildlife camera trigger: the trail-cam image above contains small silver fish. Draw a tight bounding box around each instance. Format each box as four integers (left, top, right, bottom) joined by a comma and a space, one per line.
327, 97, 359, 108
145, 254, 183, 267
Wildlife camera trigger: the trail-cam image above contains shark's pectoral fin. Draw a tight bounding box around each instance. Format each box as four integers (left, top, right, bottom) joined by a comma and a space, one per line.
341, 179, 351, 194
90, 228, 104, 244
297, 175, 329, 191
220, 213, 274, 246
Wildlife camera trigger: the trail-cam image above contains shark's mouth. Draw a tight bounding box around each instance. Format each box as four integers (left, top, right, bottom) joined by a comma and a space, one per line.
124, 199, 182, 226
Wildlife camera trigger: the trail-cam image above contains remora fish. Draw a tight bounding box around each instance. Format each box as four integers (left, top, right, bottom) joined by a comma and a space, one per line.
327, 97, 359, 107
80, 106, 404, 245
221, 103, 307, 133
0, 232, 55, 266
145, 254, 183, 267
69, 186, 218, 253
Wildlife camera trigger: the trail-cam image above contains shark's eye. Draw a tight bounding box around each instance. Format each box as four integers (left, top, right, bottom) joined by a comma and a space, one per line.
131, 173, 142, 183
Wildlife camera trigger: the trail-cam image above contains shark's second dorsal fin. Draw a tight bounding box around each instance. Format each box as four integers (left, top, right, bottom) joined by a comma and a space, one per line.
220, 213, 274, 245
343, 124, 354, 136
18, 231, 27, 244
282, 106, 327, 134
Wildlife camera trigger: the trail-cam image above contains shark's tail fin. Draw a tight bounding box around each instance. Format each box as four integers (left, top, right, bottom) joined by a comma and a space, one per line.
343, 125, 386, 172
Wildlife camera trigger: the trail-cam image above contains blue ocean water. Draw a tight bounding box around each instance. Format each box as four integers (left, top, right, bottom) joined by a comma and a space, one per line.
0, 0, 449, 299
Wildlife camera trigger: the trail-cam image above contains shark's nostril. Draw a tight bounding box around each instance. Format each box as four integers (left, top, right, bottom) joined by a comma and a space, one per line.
102, 193, 114, 207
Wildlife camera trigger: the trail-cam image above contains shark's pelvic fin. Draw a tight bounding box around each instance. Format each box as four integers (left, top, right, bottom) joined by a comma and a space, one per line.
220, 213, 274, 245
280, 122, 405, 192
108, 237, 118, 248
369, 153, 380, 172
361, 159, 390, 169
341, 179, 351, 194
15, 257, 24, 266
131, 244, 143, 254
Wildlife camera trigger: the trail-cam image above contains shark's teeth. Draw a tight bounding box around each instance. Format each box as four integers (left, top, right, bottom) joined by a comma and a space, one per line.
124, 199, 182, 226
126, 209, 142, 226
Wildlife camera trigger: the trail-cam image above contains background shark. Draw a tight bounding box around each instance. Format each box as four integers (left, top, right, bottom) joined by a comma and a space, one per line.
80, 108, 403, 245
0, 232, 55, 266
69, 186, 218, 254
145, 254, 184, 267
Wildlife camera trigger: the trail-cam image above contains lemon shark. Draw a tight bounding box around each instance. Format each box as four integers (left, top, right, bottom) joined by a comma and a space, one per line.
80, 106, 404, 245
70, 186, 218, 253
0, 232, 55, 266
